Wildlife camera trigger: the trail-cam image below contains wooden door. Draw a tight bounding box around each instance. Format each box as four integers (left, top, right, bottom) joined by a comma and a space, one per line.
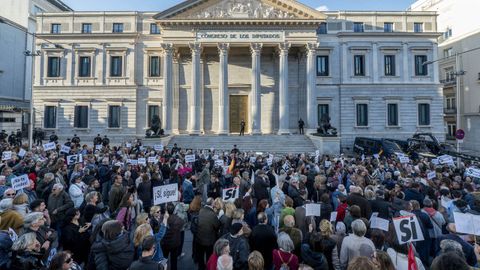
229, 95, 248, 133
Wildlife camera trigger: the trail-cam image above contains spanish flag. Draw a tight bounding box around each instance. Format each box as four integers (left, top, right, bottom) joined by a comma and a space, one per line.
378, 149, 384, 156
227, 158, 235, 174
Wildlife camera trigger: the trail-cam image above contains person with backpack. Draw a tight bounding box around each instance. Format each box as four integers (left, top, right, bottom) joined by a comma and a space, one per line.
221, 223, 249, 270
272, 232, 299, 270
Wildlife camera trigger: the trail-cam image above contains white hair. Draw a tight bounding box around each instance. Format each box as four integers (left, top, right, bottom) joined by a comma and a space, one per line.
277, 232, 294, 252
53, 183, 64, 191
217, 254, 233, 270
0, 198, 13, 213
352, 219, 367, 237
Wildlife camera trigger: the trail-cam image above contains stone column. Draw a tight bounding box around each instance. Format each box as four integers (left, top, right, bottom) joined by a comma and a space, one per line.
278, 42, 291, 135
161, 43, 173, 134
306, 43, 319, 133
189, 42, 202, 135
250, 43, 263, 134
402, 42, 409, 82
218, 43, 229, 135
372, 42, 379, 83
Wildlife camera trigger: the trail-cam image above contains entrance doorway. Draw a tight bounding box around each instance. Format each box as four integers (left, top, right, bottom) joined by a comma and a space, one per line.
229, 95, 248, 133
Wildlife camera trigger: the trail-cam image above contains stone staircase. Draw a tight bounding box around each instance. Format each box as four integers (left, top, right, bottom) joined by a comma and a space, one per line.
165, 135, 317, 154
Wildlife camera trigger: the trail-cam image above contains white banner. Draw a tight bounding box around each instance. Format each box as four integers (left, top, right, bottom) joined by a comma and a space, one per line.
249, 157, 257, 163
427, 171, 436, 180
95, 144, 103, 151
138, 158, 146, 166
1, 151, 12, 161
43, 142, 56, 151
154, 144, 164, 151
222, 187, 239, 202
267, 158, 273, 166
324, 160, 332, 167
18, 149, 26, 158
11, 174, 30, 190
67, 154, 83, 165
453, 212, 480, 235
370, 217, 390, 232
60, 145, 71, 154
438, 155, 454, 165
466, 167, 480, 179
214, 159, 224, 167
431, 159, 440, 165
330, 211, 337, 222
399, 156, 410, 164
148, 156, 158, 164
127, 159, 138, 165
393, 215, 424, 244
305, 203, 321, 217
153, 184, 179, 205
185, 155, 196, 163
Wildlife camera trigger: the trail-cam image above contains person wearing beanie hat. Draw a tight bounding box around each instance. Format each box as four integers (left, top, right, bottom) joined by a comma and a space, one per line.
221, 222, 249, 270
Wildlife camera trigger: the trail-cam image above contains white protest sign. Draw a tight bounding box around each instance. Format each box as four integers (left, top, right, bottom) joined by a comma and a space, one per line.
392, 215, 424, 244
315, 150, 320, 157
431, 159, 440, 165
18, 149, 26, 158
125, 143, 132, 148
1, 151, 12, 161
399, 156, 410, 164
269, 154, 274, 159
305, 204, 321, 217
43, 142, 56, 151
466, 167, 480, 179
154, 144, 164, 151
267, 158, 273, 166
95, 144, 103, 151
255, 152, 263, 156
395, 152, 406, 158
453, 212, 480, 235
138, 158, 146, 166
222, 165, 230, 175
222, 187, 239, 202
212, 155, 219, 160
330, 211, 337, 222
215, 159, 224, 167
60, 145, 71, 154
427, 171, 436, 180
153, 183, 179, 205
438, 155, 454, 165
369, 212, 379, 222
249, 157, 257, 163
66, 154, 83, 165
370, 217, 390, 232
373, 154, 380, 159
324, 160, 332, 168
11, 174, 30, 191
148, 157, 158, 164
185, 154, 196, 163
282, 162, 290, 171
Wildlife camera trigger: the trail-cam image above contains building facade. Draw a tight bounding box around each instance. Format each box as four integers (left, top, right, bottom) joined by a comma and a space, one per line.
411, 0, 480, 152
0, 0, 71, 134
33, 0, 444, 148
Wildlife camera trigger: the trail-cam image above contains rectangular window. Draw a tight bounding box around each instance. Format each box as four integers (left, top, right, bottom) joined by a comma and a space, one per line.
150, 23, 160, 34
317, 104, 329, 127
317, 23, 327, 34
74, 106, 89, 128
78, 56, 91, 77
82, 23, 92, 33
149, 56, 160, 77
418, 103, 431, 126
0, 118, 16, 123
147, 105, 160, 128
108, 105, 121, 128
447, 123, 456, 138
384, 55, 396, 76
110, 56, 123, 77
316, 55, 329, 76
356, 104, 368, 127
444, 48, 453, 58
387, 103, 399, 126
354, 55, 365, 76
446, 97, 456, 110
384, 22, 394, 32
415, 55, 428, 76
112, 23, 124, 33
51, 23, 61, 34
414, 22, 424, 33
47, 57, 61, 77
44, 106, 57, 128
353, 22, 364, 33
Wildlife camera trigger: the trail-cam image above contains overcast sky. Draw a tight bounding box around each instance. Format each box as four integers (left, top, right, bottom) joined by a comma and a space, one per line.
61, 0, 418, 12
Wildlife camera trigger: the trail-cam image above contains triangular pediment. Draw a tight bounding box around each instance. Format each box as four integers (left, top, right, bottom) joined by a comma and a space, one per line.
154, 0, 326, 20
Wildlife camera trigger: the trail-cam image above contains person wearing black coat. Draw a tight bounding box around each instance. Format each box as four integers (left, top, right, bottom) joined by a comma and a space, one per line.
221, 223, 250, 270
404, 183, 425, 208
250, 213, 277, 270
130, 236, 165, 270
61, 208, 91, 265
196, 200, 221, 270
252, 171, 270, 203
90, 220, 134, 270
369, 190, 392, 219
346, 187, 372, 219
160, 203, 185, 270
137, 176, 152, 213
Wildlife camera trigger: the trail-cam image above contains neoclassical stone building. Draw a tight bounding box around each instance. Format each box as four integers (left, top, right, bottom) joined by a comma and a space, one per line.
33, 0, 445, 147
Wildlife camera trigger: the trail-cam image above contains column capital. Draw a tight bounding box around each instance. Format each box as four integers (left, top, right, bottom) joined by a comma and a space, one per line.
306, 42, 320, 53
250, 43, 263, 55
218, 43, 230, 55
278, 42, 291, 53
189, 42, 203, 54
160, 43, 174, 54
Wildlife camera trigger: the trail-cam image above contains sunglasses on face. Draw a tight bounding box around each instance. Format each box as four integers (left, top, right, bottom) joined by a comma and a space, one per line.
65, 257, 73, 263
6, 193, 15, 196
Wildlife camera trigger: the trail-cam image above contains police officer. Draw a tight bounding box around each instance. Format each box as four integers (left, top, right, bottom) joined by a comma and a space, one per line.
49, 131, 58, 143
35, 129, 44, 146
16, 129, 22, 146
240, 119, 245, 136
8, 131, 16, 145
298, 118, 305, 135
0, 130, 7, 143
72, 134, 80, 145
93, 134, 102, 146
102, 135, 110, 147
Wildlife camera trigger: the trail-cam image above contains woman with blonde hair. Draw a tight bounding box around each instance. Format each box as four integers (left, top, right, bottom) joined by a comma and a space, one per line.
248, 251, 264, 270
149, 205, 162, 232
12, 193, 30, 218
133, 211, 168, 262
220, 202, 236, 235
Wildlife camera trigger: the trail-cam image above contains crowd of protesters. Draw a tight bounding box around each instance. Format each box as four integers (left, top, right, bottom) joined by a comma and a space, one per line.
0, 135, 479, 270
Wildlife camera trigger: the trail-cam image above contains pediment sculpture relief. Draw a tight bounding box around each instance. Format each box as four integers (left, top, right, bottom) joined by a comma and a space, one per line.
187, 0, 297, 19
